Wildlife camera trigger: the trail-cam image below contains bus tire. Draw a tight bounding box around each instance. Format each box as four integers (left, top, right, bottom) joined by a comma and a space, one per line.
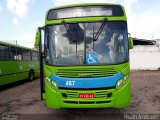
29, 70, 34, 81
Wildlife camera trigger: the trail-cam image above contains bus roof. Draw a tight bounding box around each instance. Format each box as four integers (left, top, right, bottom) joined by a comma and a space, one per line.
46, 3, 126, 23
50, 3, 121, 10
0, 41, 38, 51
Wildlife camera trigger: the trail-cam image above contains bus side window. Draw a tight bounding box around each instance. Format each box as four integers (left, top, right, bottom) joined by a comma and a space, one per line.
4, 46, 9, 61
0, 45, 3, 61
44, 29, 50, 63
23, 49, 31, 61
32, 51, 39, 61
10, 47, 17, 60
0, 45, 9, 61
17, 48, 23, 60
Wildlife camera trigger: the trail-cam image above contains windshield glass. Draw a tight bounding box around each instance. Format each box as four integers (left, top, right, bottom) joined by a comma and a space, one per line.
45, 22, 128, 66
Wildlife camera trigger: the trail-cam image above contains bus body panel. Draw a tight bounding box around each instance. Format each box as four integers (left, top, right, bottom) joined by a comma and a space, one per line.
43, 62, 131, 108
45, 79, 131, 108
50, 73, 123, 89
0, 61, 40, 86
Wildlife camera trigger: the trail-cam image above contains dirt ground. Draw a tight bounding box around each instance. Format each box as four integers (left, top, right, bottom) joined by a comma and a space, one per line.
0, 71, 160, 120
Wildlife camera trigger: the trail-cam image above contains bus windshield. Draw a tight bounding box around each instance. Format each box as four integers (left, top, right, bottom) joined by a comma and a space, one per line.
45, 21, 129, 66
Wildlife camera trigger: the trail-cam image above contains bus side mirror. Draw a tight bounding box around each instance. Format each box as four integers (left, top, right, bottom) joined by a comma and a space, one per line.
34, 28, 41, 48
128, 34, 134, 49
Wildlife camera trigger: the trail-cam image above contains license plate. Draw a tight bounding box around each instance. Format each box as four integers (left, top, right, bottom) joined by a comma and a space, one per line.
79, 93, 94, 98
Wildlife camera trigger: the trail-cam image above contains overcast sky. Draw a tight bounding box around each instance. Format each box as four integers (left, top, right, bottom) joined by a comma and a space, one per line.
0, 0, 160, 48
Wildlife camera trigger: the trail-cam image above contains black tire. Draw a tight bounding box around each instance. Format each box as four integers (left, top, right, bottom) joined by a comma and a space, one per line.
29, 70, 34, 81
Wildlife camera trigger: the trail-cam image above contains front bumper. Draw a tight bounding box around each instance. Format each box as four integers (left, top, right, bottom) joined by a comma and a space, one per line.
44, 80, 131, 109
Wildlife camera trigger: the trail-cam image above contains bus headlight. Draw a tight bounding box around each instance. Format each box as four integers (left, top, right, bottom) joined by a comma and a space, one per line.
46, 77, 51, 83
51, 81, 58, 90
124, 75, 129, 81
46, 77, 58, 91
116, 74, 130, 90
116, 79, 123, 89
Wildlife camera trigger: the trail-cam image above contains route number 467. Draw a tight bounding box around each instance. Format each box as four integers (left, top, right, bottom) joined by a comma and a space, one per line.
66, 81, 75, 86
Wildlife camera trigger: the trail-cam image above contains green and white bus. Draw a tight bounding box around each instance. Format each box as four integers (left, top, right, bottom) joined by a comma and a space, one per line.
0, 41, 40, 86
35, 3, 134, 108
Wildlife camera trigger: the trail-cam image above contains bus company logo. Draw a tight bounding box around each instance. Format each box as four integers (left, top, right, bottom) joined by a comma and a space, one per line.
79, 74, 93, 78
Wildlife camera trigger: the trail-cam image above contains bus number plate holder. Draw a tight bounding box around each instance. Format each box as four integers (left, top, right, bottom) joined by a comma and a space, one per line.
79, 93, 94, 98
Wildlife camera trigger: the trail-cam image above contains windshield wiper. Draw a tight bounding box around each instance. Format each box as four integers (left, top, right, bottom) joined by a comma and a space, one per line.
62, 19, 77, 42
93, 18, 107, 41
61, 19, 78, 55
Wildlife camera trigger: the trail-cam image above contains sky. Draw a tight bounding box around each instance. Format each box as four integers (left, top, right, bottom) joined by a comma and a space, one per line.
0, 0, 160, 48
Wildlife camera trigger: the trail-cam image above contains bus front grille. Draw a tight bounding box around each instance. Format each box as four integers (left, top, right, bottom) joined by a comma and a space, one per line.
60, 90, 113, 99
63, 100, 111, 104
55, 67, 118, 78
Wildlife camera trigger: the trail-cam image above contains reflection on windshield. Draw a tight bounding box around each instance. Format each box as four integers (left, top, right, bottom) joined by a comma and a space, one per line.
44, 22, 128, 66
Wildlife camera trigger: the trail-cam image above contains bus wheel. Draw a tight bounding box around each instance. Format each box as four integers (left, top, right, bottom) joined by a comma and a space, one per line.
29, 70, 34, 81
